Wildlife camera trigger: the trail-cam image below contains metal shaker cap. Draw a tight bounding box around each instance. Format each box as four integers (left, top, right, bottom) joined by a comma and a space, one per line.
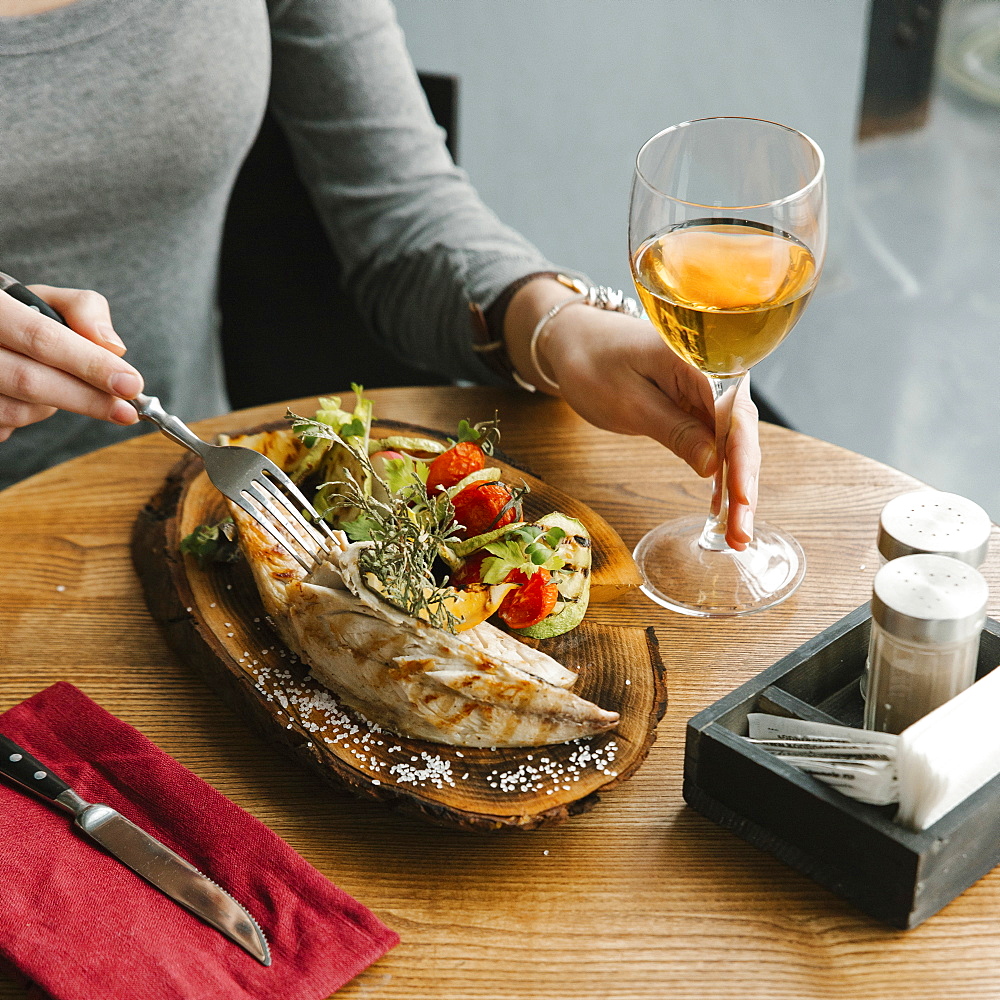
877, 490, 991, 566
871, 554, 988, 643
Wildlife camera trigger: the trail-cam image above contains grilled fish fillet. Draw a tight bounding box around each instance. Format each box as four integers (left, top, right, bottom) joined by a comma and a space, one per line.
229, 506, 620, 747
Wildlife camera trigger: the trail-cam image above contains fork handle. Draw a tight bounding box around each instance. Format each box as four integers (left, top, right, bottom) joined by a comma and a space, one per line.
130, 393, 211, 458
0, 272, 66, 322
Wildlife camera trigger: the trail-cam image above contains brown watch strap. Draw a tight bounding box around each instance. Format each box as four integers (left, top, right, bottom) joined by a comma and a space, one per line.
469, 271, 559, 382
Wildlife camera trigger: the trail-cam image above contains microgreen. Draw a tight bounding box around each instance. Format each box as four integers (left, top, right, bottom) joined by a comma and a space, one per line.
479, 524, 566, 584
452, 412, 500, 455
179, 517, 241, 567
338, 417, 366, 440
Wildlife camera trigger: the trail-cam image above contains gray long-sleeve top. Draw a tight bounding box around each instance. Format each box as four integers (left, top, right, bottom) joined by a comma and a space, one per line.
0, 0, 554, 488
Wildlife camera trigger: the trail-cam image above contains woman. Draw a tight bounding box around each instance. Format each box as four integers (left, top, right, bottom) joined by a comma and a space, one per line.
0, 0, 757, 546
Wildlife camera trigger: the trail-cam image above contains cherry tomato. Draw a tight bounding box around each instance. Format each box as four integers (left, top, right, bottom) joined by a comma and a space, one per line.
498, 569, 559, 630
451, 482, 516, 537
426, 441, 486, 494
450, 551, 488, 588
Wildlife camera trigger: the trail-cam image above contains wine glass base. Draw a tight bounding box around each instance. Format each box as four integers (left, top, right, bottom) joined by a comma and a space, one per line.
633, 515, 806, 618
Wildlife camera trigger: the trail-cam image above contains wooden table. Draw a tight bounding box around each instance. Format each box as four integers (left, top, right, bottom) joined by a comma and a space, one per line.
2, 385, 999, 1000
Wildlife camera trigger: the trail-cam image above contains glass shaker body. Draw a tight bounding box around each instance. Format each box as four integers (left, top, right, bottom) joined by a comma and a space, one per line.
865, 622, 981, 733
864, 554, 987, 735
862, 490, 991, 701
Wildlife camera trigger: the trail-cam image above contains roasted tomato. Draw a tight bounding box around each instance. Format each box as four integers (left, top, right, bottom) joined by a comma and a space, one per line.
426, 441, 486, 495
449, 551, 488, 588
497, 569, 559, 630
451, 482, 517, 537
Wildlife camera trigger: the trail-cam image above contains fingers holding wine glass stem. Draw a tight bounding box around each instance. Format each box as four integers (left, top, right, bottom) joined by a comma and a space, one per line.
725, 375, 760, 543
703, 373, 751, 552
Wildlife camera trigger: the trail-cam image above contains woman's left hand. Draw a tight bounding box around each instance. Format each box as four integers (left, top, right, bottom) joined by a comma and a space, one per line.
503, 278, 760, 550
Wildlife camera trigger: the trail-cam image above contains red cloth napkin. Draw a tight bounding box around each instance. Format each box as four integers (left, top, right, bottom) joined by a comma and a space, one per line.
0, 683, 398, 1000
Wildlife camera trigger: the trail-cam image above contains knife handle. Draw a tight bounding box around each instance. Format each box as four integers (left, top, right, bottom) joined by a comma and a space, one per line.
0, 732, 72, 803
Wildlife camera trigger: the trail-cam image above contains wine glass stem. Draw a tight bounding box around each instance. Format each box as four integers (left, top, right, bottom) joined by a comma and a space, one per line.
698, 372, 746, 552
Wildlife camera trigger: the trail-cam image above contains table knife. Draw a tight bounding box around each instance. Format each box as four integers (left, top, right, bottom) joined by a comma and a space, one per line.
0, 732, 271, 966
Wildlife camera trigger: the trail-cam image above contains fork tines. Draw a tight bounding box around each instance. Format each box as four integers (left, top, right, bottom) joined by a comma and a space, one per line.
238, 464, 339, 573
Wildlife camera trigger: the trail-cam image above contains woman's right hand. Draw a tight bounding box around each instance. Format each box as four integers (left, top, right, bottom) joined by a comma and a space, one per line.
0, 284, 143, 443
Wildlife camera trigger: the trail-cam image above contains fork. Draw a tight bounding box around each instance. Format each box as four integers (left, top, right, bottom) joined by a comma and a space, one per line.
131, 392, 339, 572
0, 271, 336, 572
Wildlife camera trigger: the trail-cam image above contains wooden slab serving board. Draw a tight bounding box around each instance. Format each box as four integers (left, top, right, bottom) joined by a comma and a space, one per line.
132, 420, 666, 830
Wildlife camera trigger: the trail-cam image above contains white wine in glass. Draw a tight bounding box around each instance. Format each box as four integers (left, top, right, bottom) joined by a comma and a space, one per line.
628, 118, 826, 616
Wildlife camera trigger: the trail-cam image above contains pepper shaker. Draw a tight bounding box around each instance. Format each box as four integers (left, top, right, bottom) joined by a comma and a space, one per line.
877, 490, 991, 566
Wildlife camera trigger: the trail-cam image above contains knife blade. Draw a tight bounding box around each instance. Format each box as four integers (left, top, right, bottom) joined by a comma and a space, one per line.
0, 731, 271, 966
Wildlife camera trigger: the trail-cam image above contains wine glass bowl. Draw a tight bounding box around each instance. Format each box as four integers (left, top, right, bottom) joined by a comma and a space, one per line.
628, 117, 826, 617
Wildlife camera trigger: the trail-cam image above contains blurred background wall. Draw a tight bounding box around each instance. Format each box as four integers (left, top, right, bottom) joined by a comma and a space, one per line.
393, 0, 1000, 521
393, 0, 869, 292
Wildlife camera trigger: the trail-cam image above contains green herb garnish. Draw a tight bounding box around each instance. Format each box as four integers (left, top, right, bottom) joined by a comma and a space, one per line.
179, 517, 241, 567
319, 432, 463, 632
479, 524, 566, 584
380, 452, 430, 493
452, 413, 500, 456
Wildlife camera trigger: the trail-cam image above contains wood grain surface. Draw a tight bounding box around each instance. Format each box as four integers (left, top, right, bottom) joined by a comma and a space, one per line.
133, 419, 663, 830
2, 385, 1000, 1000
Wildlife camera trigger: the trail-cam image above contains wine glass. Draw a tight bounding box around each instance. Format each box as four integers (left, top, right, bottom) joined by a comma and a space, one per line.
628, 117, 826, 616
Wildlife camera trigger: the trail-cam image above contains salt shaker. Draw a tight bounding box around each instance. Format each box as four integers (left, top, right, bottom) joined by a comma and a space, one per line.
864, 554, 988, 734
877, 490, 991, 566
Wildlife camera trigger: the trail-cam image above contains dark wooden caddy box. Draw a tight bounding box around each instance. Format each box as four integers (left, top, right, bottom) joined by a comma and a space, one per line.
683, 604, 1000, 929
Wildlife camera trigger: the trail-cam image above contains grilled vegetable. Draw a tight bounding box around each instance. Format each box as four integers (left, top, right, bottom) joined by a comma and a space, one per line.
512, 513, 591, 639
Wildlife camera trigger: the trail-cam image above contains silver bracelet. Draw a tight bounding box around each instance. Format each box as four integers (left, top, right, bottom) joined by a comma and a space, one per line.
513, 275, 643, 393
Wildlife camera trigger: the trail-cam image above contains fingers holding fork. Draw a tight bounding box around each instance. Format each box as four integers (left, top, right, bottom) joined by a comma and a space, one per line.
0, 275, 143, 442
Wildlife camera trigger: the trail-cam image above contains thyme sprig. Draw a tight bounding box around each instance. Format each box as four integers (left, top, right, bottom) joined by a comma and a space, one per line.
319, 436, 463, 633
